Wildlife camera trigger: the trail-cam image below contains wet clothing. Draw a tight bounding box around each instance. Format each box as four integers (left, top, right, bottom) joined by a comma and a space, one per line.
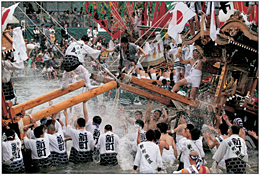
216, 135, 224, 144
213, 134, 248, 173
100, 153, 118, 166
225, 157, 246, 173
215, 134, 226, 169
134, 141, 163, 173
162, 146, 176, 161
2, 133, 25, 173
31, 155, 52, 169
85, 120, 101, 146
61, 41, 83, 72
69, 147, 93, 163
3, 158, 25, 173
46, 126, 69, 166
23, 134, 52, 169
97, 131, 119, 166
179, 138, 205, 169
140, 129, 147, 143
62, 55, 81, 72
186, 69, 202, 88
67, 124, 95, 163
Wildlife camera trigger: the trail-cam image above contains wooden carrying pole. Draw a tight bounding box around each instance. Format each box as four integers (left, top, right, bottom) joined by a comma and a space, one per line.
91, 74, 172, 105
12, 80, 85, 114
18, 81, 118, 126
120, 74, 200, 107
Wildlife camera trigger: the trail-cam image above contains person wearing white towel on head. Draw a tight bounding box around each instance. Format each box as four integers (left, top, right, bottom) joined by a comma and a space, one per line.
173, 150, 210, 173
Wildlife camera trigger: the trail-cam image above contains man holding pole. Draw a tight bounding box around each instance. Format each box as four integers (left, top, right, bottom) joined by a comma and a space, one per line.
103, 37, 148, 78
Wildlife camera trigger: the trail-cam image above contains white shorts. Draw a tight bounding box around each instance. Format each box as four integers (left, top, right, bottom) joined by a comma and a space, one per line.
185, 69, 202, 88
162, 146, 176, 161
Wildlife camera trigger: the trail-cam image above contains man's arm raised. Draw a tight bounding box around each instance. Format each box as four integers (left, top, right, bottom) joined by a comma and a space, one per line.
83, 100, 89, 123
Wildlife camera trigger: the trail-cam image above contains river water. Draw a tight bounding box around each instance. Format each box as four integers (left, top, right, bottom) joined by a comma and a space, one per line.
13, 77, 258, 174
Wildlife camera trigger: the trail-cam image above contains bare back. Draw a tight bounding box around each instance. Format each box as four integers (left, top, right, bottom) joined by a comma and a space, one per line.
158, 140, 169, 156
161, 133, 174, 147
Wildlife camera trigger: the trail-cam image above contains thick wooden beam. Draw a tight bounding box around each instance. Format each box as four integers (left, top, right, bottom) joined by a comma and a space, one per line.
120, 83, 172, 106
91, 74, 172, 105
15, 81, 118, 126
120, 74, 200, 107
12, 80, 85, 114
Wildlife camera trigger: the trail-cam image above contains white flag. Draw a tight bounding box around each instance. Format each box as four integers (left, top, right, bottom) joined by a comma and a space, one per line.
210, 2, 217, 41
167, 2, 196, 40
13, 27, 28, 63
2, 3, 19, 32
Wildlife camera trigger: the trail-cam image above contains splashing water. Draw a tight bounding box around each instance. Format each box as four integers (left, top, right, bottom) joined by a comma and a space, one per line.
13, 78, 258, 173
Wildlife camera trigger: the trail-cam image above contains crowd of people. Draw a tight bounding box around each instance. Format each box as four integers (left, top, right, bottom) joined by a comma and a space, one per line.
2, 1, 258, 173
4, 22, 120, 80
3, 95, 257, 173
2, 31, 258, 173
25, 2, 91, 28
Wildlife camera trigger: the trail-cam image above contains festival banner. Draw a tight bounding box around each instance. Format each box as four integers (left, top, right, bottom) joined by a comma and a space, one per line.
2, 3, 19, 32
126, 2, 134, 23
167, 2, 195, 40
84, 2, 125, 39
210, 2, 217, 41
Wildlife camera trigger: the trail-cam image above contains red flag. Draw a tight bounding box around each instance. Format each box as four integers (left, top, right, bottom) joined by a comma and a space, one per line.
126, 2, 134, 23
152, 2, 172, 28
85, 2, 125, 39
151, 2, 159, 27
142, 2, 147, 35
2, 3, 19, 32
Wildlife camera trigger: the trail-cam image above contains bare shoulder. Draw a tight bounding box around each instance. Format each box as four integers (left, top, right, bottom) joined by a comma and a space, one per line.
206, 167, 211, 173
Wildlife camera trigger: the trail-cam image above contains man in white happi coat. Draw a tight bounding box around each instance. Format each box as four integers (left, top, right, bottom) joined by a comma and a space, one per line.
2, 129, 25, 173
213, 125, 248, 174
97, 124, 120, 166
132, 130, 163, 173
24, 125, 52, 169
179, 128, 205, 169
64, 107, 95, 164
61, 35, 101, 90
